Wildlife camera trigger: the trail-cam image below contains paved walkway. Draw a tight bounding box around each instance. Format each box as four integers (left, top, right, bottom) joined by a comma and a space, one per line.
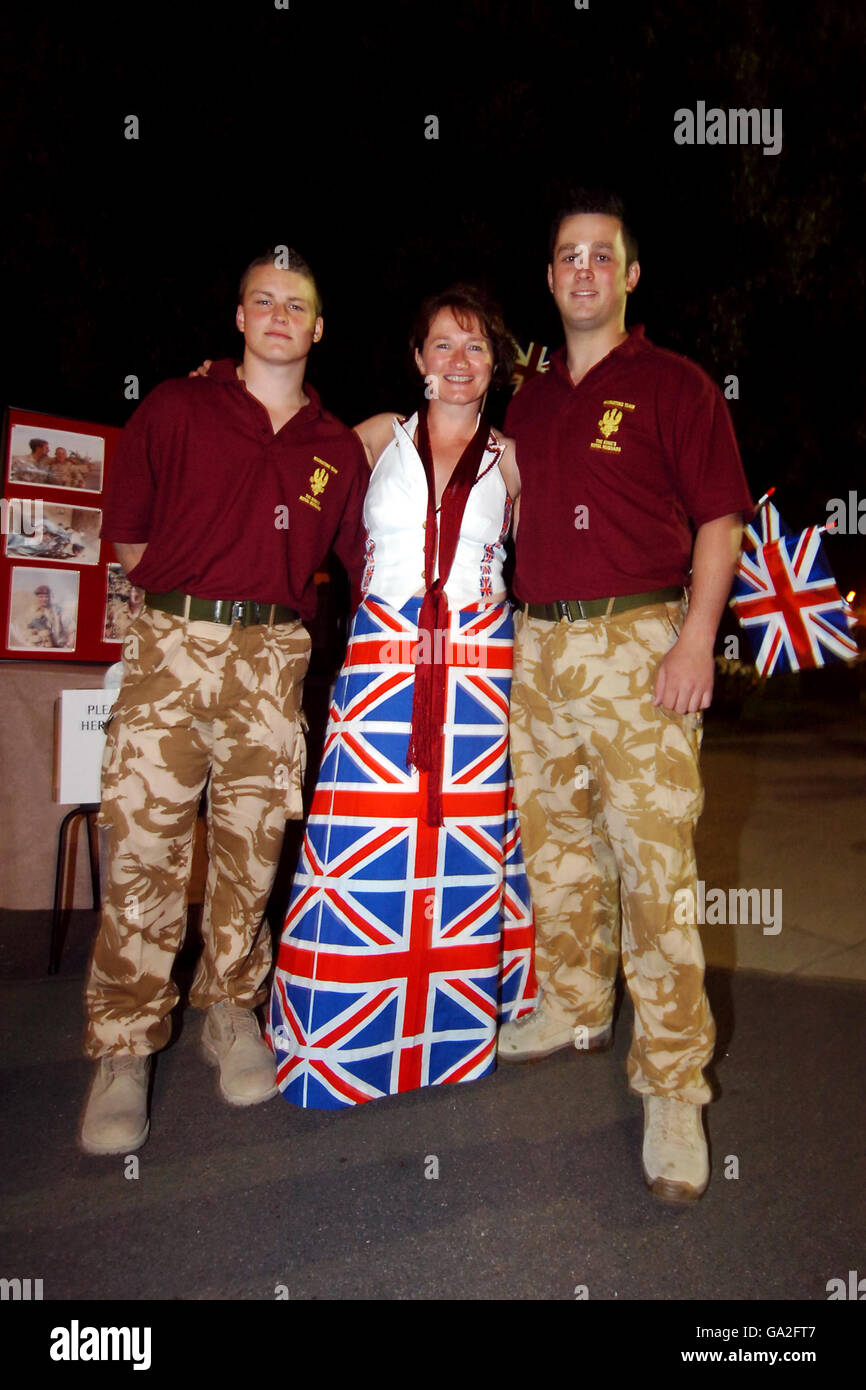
697, 696, 866, 980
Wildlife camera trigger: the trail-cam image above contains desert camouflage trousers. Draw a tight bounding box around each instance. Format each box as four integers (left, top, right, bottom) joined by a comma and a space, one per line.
510, 600, 713, 1105
84, 607, 310, 1057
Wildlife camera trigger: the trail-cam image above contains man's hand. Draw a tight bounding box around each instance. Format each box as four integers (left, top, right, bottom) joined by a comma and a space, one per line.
652, 512, 744, 715
653, 632, 714, 714
188, 359, 213, 378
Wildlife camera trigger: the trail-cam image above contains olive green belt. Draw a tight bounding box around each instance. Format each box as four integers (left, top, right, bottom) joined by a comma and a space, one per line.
145, 589, 300, 627
523, 586, 684, 622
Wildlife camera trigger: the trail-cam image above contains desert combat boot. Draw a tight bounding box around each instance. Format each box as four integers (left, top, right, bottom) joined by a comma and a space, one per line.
642, 1095, 710, 1202
201, 1000, 278, 1105
498, 996, 612, 1062
79, 1055, 151, 1155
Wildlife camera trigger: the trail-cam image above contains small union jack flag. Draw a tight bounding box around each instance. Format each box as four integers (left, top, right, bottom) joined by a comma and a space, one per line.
730, 526, 858, 675
742, 497, 797, 552
511, 341, 550, 394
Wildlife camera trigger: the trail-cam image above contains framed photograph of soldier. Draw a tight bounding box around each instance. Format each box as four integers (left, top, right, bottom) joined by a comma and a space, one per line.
7, 566, 80, 652
7, 422, 105, 493
1, 406, 122, 661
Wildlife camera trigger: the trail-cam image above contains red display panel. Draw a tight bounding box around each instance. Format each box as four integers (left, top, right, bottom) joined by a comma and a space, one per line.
0, 406, 138, 663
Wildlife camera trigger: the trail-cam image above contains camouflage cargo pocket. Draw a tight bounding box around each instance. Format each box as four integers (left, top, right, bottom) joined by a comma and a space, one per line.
649, 703, 704, 823
97, 610, 196, 825
661, 598, 688, 641
267, 621, 310, 819
277, 708, 308, 820
658, 601, 705, 741
96, 711, 125, 829
271, 711, 311, 817
621, 605, 705, 821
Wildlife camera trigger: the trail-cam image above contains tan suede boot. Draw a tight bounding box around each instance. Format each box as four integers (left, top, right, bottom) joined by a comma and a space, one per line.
497, 999, 612, 1062
79, 1055, 151, 1155
642, 1096, 709, 1202
201, 1001, 277, 1105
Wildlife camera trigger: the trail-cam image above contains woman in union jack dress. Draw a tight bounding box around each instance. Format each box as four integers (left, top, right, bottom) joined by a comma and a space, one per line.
268, 285, 538, 1108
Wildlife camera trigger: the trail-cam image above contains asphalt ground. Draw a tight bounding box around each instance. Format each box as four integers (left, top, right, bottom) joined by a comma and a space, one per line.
1, 943, 864, 1303
1, 678, 864, 1314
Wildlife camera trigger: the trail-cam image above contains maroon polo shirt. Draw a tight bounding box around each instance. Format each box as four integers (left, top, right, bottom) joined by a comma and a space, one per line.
505, 326, 753, 602
101, 367, 368, 621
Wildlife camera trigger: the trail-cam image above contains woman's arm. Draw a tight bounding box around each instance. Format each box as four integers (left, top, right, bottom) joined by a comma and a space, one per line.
353, 413, 400, 470
495, 432, 520, 500
495, 431, 521, 537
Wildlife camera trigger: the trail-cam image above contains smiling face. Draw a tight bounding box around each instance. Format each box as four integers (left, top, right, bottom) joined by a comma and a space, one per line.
414, 308, 494, 405
547, 213, 640, 334
236, 266, 323, 367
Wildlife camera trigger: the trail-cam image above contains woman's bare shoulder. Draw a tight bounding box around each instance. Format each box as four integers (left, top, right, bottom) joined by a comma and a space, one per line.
353, 412, 403, 468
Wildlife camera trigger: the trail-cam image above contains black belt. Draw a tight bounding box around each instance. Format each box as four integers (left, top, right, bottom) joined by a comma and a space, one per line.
145, 590, 300, 627
523, 586, 685, 622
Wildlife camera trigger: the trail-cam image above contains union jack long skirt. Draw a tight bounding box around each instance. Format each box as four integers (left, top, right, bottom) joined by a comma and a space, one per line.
268, 594, 538, 1109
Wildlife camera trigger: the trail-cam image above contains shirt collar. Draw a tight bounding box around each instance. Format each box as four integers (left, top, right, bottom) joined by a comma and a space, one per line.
300, 381, 323, 420
213, 358, 324, 421
551, 324, 647, 386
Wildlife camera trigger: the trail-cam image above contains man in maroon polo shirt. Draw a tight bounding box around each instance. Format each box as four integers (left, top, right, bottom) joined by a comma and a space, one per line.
498, 190, 752, 1202
79, 247, 367, 1155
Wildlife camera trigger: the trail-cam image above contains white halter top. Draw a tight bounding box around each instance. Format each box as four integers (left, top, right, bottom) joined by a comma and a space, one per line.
361, 413, 512, 610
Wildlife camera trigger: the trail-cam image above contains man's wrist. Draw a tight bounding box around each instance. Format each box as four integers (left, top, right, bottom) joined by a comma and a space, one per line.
676, 617, 717, 650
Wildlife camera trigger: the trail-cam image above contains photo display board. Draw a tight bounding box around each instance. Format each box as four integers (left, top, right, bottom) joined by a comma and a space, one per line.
1, 406, 140, 662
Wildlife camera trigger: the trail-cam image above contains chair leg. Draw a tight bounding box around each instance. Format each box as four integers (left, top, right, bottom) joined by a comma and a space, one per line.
86, 810, 101, 909
50, 808, 79, 975
49, 805, 100, 975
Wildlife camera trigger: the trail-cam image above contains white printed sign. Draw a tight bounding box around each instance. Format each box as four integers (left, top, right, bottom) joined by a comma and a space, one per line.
55, 688, 119, 805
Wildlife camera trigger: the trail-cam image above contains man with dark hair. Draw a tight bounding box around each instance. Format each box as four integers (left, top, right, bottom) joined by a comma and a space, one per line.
12, 438, 51, 483
499, 189, 752, 1202
546, 188, 639, 271
408, 283, 517, 390
79, 247, 368, 1155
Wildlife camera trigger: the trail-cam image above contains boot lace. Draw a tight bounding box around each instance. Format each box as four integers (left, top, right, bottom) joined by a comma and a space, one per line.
650, 1098, 695, 1152
104, 1054, 147, 1076
216, 1003, 261, 1043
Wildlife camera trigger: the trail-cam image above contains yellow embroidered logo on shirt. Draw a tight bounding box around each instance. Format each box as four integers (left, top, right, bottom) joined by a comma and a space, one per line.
299, 455, 339, 512
590, 399, 636, 453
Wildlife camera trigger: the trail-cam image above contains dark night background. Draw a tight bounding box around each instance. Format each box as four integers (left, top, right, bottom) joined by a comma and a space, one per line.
2, 4, 866, 1326
3, 0, 865, 588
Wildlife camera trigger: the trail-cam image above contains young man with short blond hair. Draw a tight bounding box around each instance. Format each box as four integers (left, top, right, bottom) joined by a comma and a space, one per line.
80, 248, 367, 1154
